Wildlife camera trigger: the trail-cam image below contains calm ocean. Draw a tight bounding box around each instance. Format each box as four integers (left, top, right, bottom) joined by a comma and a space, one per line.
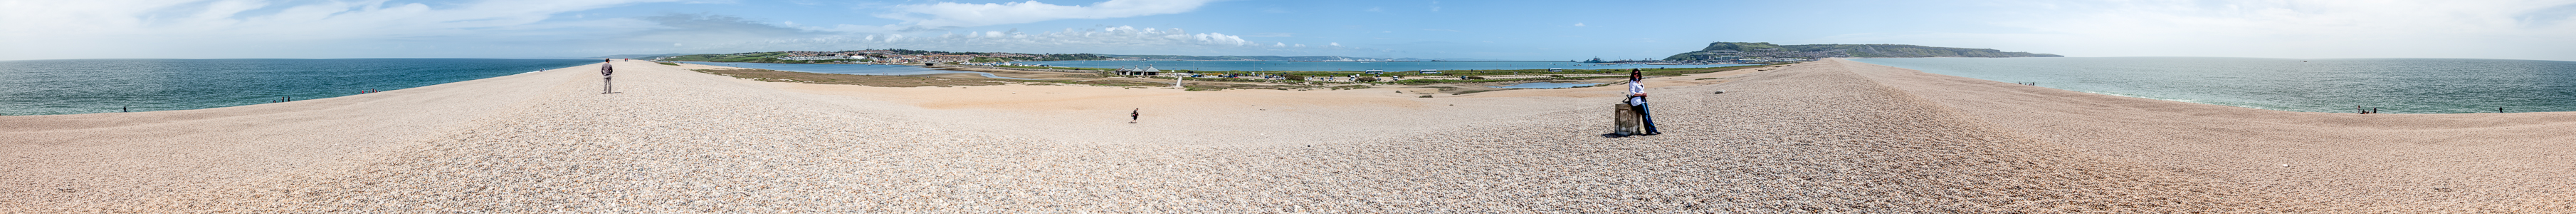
1851, 57, 2576, 113
1019, 61, 1747, 71
0, 58, 596, 116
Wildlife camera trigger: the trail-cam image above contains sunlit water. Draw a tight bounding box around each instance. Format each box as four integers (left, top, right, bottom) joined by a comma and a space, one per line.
0, 58, 596, 116
1851, 57, 2576, 113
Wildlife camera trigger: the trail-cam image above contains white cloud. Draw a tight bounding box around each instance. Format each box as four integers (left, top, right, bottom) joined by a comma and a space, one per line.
0, 0, 677, 59
1871, 0, 2576, 60
617, 25, 1384, 57
875, 0, 1216, 28
0, 0, 1380, 60
1573, 23, 1585, 27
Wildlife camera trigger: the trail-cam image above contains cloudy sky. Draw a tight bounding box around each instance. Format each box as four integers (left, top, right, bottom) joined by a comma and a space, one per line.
4, 0, 2574, 61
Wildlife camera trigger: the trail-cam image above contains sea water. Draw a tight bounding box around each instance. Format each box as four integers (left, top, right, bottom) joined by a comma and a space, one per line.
685, 62, 1029, 80
1851, 57, 2576, 113
0, 58, 596, 116
1019, 61, 1747, 71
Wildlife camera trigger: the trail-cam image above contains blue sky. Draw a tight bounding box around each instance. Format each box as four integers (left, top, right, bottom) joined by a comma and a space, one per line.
6, 0, 2575, 61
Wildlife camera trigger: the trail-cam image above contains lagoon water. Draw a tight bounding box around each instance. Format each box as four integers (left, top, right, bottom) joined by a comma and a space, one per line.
0, 58, 596, 116
1851, 57, 2576, 113
1021, 61, 1747, 71
685, 62, 1029, 79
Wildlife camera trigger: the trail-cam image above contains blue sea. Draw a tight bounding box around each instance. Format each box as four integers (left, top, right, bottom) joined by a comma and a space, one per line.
1019, 61, 1747, 71
1851, 57, 2576, 113
0, 58, 596, 116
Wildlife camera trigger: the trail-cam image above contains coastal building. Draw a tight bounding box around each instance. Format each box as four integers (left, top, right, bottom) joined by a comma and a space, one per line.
1115, 66, 1163, 76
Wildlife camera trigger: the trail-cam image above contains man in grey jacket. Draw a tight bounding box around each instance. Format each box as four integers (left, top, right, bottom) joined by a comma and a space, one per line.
601, 58, 616, 94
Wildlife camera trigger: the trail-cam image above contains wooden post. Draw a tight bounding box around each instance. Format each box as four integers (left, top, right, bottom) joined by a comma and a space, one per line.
1614, 103, 1643, 135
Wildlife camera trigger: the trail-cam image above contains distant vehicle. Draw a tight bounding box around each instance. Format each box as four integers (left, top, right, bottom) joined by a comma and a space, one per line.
1548, 68, 1563, 72
1419, 69, 1441, 74
1364, 69, 1385, 74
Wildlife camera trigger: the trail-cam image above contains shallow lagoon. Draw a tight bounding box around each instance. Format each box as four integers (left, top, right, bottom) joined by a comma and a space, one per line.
685, 62, 1030, 80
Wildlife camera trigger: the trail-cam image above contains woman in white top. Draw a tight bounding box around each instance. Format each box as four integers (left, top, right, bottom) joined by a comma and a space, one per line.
1627, 68, 1661, 136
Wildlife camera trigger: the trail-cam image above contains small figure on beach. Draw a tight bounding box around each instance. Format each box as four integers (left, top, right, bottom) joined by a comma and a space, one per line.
1627, 68, 1661, 136
1130, 108, 1140, 123
601, 58, 616, 94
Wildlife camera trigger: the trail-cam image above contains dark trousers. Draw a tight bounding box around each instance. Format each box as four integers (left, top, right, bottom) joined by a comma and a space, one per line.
1631, 98, 1661, 134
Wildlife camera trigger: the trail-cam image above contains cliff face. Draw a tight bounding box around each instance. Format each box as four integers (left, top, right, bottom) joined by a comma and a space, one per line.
1665, 42, 2061, 61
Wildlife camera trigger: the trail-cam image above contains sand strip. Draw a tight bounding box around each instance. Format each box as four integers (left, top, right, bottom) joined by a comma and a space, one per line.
1838, 58, 2576, 212
11, 58, 2557, 212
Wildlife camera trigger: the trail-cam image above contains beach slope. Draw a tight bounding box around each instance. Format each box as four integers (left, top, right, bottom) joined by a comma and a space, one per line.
10, 58, 2560, 212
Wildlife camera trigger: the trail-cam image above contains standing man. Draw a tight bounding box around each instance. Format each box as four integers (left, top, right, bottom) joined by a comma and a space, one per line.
601, 58, 616, 94
1627, 68, 1661, 136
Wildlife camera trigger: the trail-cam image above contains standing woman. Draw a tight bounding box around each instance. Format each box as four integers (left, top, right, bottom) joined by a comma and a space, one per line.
1627, 68, 1661, 136
601, 58, 616, 94
1130, 108, 1141, 123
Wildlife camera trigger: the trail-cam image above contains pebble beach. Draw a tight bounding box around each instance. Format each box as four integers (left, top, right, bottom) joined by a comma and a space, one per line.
4, 59, 2570, 212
